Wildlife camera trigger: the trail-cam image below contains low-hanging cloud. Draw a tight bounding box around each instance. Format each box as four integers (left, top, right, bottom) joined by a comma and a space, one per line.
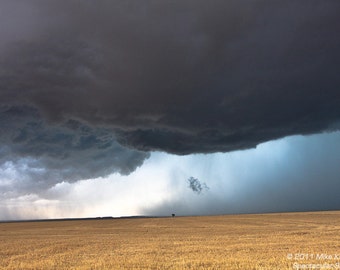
187, 177, 209, 195
0, 0, 340, 192
0, 106, 149, 195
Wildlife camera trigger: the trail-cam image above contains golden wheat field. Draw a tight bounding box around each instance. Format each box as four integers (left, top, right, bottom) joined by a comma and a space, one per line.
0, 211, 339, 270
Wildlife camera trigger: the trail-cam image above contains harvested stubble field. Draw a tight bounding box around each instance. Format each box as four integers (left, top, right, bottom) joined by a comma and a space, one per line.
0, 211, 339, 270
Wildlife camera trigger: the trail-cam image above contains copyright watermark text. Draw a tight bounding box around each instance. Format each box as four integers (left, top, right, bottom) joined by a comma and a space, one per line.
287, 253, 340, 269
287, 254, 340, 261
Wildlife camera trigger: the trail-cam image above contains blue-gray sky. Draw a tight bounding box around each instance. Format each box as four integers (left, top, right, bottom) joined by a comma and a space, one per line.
0, 0, 340, 220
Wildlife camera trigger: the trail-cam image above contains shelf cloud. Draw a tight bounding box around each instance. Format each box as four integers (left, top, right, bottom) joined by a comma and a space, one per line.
1, 0, 340, 193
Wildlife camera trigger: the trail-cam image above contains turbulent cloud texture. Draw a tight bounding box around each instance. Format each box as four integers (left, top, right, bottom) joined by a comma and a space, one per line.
0, 0, 340, 193
0, 106, 148, 195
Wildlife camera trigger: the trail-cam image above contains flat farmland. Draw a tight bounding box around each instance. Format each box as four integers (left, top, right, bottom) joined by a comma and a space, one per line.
1, 211, 340, 269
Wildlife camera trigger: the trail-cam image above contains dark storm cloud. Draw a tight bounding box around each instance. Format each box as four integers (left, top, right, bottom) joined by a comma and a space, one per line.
1, 0, 340, 185
0, 106, 149, 194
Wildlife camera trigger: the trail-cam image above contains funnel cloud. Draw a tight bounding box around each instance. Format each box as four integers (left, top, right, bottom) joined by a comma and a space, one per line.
187, 177, 209, 195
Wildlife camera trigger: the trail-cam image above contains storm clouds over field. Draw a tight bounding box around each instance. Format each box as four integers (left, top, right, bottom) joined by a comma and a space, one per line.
1, 0, 340, 219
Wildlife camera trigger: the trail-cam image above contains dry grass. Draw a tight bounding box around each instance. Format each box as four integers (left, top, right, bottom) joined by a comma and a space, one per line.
1, 211, 340, 269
